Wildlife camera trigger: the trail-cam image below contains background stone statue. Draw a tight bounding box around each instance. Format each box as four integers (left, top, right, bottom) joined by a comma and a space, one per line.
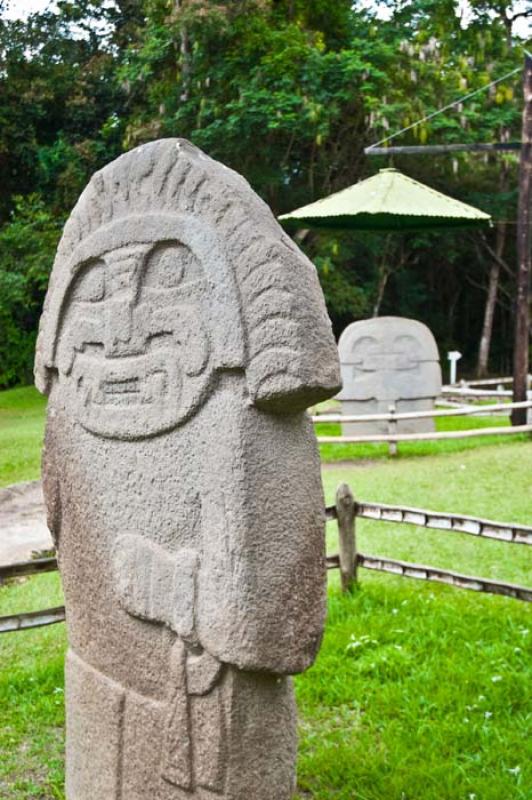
35, 139, 341, 800
337, 316, 442, 435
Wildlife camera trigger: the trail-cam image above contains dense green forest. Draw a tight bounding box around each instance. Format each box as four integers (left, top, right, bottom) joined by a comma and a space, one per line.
0, 0, 530, 386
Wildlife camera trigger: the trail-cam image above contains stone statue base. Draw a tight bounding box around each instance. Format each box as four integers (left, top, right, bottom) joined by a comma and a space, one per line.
66, 647, 297, 800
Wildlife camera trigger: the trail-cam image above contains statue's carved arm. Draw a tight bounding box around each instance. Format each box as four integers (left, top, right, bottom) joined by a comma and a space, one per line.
112, 534, 225, 793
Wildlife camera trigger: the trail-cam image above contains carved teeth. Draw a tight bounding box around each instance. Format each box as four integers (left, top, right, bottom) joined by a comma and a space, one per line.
104, 378, 140, 395
77, 359, 171, 408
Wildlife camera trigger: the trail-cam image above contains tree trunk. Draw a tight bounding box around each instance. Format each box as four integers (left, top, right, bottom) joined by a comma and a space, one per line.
373, 267, 389, 317
476, 220, 507, 377
180, 26, 191, 102
512, 54, 532, 426
174, 0, 191, 103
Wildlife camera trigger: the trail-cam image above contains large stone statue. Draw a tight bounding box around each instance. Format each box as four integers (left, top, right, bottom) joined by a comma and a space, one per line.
337, 316, 441, 435
35, 139, 341, 800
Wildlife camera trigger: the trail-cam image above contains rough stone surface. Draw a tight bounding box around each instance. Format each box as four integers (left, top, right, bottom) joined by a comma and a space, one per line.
337, 316, 442, 435
35, 138, 341, 799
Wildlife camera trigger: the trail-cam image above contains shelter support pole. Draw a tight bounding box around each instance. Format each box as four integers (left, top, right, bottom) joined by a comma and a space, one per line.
512, 54, 532, 426
336, 484, 357, 592
365, 143, 521, 156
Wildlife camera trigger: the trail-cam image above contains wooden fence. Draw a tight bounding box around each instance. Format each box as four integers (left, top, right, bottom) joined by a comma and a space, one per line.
456, 376, 516, 387
442, 387, 514, 398
327, 485, 532, 600
1, 486, 531, 634
313, 399, 532, 453
446, 375, 531, 388
441, 373, 532, 399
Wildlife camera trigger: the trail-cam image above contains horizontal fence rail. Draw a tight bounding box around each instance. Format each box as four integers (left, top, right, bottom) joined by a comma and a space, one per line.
0, 557, 63, 633
460, 376, 515, 387
0, 606, 65, 634
0, 557, 58, 580
326, 553, 532, 602
313, 399, 532, 452
352, 502, 532, 545
317, 424, 532, 444
1, 492, 530, 634
325, 501, 532, 545
448, 375, 531, 388
441, 387, 514, 398
313, 399, 532, 425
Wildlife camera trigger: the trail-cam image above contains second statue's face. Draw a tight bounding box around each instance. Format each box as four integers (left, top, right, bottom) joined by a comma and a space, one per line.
56, 226, 213, 440
349, 332, 426, 401
340, 320, 441, 403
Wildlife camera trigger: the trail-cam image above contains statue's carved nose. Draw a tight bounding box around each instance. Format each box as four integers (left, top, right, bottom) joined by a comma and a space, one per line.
105, 298, 143, 356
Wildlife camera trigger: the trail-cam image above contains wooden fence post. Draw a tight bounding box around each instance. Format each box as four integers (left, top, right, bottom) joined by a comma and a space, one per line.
388, 403, 398, 456
335, 483, 357, 592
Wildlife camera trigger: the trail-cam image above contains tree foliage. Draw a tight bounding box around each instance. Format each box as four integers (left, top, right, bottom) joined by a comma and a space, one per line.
0, 0, 529, 386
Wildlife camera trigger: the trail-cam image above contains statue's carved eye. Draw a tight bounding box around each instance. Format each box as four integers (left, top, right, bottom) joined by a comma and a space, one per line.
73, 260, 106, 302
351, 336, 378, 360
394, 335, 417, 350
143, 242, 200, 290
394, 335, 421, 360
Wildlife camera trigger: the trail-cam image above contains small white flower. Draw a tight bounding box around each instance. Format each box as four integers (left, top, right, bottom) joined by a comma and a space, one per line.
346, 634, 378, 653
484, 711, 492, 719
491, 675, 503, 683
508, 766, 521, 775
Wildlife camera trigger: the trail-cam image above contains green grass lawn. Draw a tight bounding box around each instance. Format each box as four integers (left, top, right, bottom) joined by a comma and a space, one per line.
1, 386, 531, 799
0, 387, 46, 487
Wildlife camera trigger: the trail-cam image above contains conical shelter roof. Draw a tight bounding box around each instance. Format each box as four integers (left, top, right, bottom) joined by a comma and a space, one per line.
278, 168, 491, 231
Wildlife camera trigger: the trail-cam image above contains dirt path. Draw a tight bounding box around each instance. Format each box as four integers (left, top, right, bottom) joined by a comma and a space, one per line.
0, 481, 52, 565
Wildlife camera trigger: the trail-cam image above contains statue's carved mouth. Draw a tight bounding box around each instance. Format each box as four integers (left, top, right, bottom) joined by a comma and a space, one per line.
61, 348, 188, 439
96, 372, 168, 407
103, 377, 141, 398
73, 350, 173, 411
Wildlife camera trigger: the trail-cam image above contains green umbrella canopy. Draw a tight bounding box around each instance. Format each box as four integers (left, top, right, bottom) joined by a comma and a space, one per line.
278, 168, 491, 232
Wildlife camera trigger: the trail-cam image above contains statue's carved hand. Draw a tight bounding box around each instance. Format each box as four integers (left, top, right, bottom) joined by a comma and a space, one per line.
113, 534, 198, 642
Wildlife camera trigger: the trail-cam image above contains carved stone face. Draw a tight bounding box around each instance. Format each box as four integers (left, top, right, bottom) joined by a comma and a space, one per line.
56, 218, 213, 440
338, 317, 441, 402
